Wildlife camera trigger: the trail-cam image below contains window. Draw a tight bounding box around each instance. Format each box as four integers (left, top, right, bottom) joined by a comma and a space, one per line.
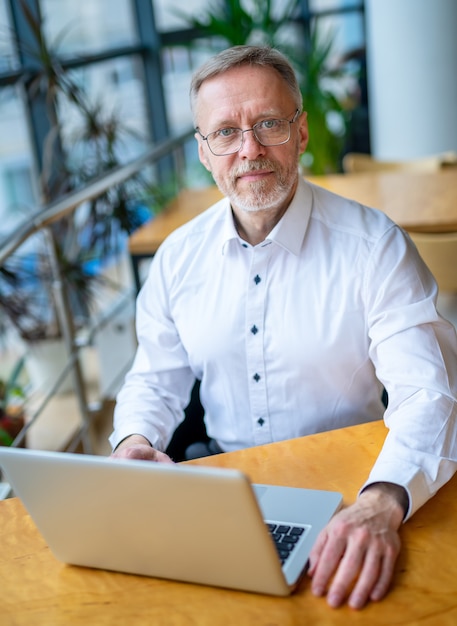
0, 0, 17, 71
153, 0, 209, 32
40, 0, 138, 55
0, 0, 368, 238
0, 86, 38, 234
58, 55, 150, 172
0, 0, 158, 241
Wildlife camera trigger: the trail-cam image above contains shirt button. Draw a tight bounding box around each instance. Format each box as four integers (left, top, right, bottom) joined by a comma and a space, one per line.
253, 373, 261, 382
254, 274, 261, 285
257, 418, 265, 426
251, 325, 258, 335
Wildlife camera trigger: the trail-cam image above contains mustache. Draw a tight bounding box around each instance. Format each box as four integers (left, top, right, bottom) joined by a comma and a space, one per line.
231, 159, 277, 177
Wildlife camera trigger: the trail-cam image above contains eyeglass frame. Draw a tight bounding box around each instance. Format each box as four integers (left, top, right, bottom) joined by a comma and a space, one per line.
195, 109, 301, 156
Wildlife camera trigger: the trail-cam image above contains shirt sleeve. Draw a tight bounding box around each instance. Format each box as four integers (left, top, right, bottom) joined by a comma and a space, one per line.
362, 225, 457, 518
109, 245, 196, 452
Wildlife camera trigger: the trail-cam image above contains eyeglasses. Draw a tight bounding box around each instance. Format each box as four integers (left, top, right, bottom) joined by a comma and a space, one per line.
196, 109, 301, 156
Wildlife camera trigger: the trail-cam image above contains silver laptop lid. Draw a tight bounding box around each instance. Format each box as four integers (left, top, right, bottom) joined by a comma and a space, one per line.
0, 447, 342, 595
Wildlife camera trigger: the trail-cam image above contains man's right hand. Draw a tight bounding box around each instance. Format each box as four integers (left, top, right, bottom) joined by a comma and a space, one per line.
111, 434, 174, 463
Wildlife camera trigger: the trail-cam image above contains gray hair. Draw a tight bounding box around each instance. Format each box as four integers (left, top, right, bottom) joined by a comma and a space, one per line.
190, 45, 303, 122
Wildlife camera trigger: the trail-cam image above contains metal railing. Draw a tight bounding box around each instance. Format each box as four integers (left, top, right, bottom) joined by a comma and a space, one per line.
0, 129, 194, 264
0, 128, 194, 458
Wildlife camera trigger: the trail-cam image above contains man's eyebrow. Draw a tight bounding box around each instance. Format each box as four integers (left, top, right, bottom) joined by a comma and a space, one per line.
210, 112, 282, 130
212, 120, 239, 129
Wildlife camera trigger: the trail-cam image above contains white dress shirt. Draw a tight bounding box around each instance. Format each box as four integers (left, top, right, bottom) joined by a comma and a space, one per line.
111, 177, 457, 518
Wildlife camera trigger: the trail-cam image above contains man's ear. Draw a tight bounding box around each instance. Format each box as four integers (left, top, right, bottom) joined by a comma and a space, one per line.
298, 111, 309, 154
195, 133, 212, 172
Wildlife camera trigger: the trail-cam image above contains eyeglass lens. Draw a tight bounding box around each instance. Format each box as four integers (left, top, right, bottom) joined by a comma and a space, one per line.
208, 119, 292, 155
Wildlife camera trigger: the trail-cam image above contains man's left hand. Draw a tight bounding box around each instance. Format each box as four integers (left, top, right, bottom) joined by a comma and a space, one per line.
307, 483, 406, 609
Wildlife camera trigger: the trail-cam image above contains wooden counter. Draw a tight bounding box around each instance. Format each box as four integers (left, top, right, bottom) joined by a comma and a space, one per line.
310, 169, 457, 233
2, 420, 457, 625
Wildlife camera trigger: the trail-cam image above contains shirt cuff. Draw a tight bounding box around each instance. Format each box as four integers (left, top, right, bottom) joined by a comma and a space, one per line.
109, 423, 163, 452
359, 461, 431, 521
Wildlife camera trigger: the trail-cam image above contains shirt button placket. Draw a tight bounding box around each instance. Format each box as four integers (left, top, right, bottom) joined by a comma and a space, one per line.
246, 245, 272, 446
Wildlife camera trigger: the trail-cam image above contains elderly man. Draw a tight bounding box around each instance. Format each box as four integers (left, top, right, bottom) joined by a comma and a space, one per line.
110, 46, 457, 609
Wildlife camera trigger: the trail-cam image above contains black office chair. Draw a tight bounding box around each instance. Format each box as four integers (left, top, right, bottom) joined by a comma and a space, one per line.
165, 381, 208, 461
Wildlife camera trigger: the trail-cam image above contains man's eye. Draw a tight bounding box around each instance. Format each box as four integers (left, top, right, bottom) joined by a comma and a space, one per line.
217, 128, 237, 138
259, 119, 280, 130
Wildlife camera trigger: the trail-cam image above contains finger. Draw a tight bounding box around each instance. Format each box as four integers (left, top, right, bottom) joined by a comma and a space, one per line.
113, 444, 174, 463
345, 542, 383, 609
310, 533, 347, 597
347, 534, 400, 609
369, 537, 400, 602
138, 447, 174, 463
307, 528, 329, 575
324, 534, 369, 608
153, 450, 175, 464
122, 445, 154, 461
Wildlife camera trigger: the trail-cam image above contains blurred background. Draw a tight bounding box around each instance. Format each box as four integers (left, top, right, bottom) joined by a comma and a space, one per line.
0, 0, 456, 467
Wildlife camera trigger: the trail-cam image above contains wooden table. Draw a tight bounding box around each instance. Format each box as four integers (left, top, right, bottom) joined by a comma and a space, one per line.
2, 420, 457, 625
128, 169, 457, 290
311, 169, 457, 233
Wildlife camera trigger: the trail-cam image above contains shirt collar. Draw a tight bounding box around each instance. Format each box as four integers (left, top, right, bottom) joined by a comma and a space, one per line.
220, 177, 313, 256
220, 199, 241, 255
267, 177, 312, 255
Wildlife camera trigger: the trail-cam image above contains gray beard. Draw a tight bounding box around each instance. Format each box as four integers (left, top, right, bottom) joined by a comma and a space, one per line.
230, 179, 292, 213
222, 158, 297, 213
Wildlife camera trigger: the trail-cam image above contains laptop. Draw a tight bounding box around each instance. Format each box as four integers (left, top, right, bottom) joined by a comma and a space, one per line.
0, 447, 342, 596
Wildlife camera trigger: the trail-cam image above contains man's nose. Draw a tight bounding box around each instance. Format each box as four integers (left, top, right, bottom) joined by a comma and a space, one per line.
238, 129, 266, 159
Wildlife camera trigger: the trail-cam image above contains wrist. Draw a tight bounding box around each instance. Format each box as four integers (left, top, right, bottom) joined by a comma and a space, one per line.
114, 434, 152, 452
360, 482, 409, 524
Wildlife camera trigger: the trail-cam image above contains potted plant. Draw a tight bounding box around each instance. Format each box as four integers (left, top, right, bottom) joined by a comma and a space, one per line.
0, 2, 163, 390
0, 357, 26, 447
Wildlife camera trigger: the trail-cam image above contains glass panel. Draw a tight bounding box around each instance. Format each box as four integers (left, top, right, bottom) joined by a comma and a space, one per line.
315, 12, 365, 62
0, 86, 39, 237
161, 45, 214, 134
153, 0, 210, 32
57, 55, 149, 177
311, 10, 365, 108
39, 0, 138, 57
0, 0, 18, 72
310, 11, 368, 155
161, 44, 214, 188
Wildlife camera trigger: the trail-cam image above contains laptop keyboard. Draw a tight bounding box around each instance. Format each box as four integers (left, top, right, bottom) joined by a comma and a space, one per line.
266, 522, 308, 564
